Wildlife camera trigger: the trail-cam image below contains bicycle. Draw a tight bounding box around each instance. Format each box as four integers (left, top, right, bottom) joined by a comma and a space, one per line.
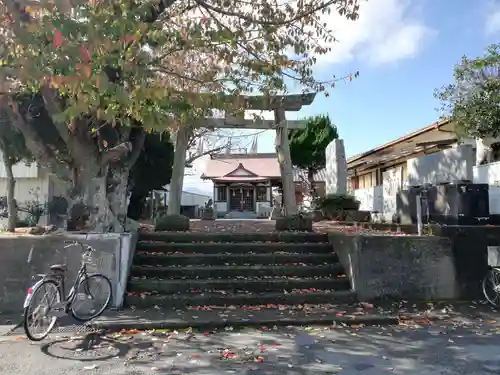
483, 266, 500, 307
23, 239, 112, 341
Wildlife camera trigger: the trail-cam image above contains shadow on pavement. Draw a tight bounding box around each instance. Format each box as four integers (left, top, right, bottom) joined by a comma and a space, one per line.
35, 318, 500, 374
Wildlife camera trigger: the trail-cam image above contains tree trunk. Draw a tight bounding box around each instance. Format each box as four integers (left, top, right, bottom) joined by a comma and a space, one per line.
307, 167, 316, 197
66, 166, 120, 233
106, 166, 130, 232
4, 159, 16, 232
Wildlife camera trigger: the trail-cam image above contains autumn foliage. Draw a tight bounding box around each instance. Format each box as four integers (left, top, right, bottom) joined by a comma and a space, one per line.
0, 0, 361, 231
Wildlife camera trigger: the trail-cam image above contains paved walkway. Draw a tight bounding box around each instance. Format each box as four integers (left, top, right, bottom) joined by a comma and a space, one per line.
2, 313, 500, 375
140, 219, 395, 234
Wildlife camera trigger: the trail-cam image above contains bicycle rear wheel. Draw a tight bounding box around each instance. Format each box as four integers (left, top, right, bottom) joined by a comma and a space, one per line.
23, 280, 62, 341
71, 273, 112, 321
483, 267, 500, 306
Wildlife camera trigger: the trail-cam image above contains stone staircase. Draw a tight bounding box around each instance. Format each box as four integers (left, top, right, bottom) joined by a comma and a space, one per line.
125, 232, 356, 309
90, 232, 398, 330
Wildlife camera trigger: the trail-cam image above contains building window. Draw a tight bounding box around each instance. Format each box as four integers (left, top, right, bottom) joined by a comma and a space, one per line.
215, 186, 227, 201
256, 186, 267, 201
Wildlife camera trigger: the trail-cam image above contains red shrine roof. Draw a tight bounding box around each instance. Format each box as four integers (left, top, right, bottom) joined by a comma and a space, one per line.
201, 153, 328, 182
201, 153, 280, 181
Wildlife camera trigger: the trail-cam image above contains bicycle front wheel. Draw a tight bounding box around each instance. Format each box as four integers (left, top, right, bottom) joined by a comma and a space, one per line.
483, 268, 500, 306
23, 280, 62, 341
71, 274, 112, 322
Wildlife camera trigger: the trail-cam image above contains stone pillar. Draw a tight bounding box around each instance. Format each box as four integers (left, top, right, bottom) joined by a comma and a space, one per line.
274, 109, 297, 216
167, 126, 190, 215
325, 139, 348, 195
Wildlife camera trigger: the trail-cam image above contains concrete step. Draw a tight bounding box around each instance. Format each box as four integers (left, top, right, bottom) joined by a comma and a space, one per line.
89, 307, 399, 331
130, 264, 345, 279
138, 232, 329, 243
125, 290, 357, 308
133, 252, 338, 266
135, 242, 333, 254
128, 277, 351, 294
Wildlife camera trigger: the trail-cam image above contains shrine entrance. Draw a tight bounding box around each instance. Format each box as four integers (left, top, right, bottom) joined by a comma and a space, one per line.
229, 186, 254, 211
166, 93, 317, 220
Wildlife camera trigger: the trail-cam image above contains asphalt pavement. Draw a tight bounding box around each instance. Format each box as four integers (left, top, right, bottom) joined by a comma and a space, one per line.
2, 310, 500, 375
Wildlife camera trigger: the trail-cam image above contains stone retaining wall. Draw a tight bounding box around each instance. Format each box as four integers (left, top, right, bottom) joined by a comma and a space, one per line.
0, 233, 135, 315
329, 232, 459, 302
330, 223, 498, 299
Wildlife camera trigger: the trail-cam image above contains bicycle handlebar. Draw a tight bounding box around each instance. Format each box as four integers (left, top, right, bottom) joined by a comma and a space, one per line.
63, 240, 95, 253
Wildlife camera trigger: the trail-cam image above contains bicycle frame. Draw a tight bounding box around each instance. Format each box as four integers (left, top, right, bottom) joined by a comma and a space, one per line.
23, 241, 94, 312
62, 261, 90, 310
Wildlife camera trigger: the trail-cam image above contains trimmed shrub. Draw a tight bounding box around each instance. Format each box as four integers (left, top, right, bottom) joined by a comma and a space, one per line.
155, 214, 190, 232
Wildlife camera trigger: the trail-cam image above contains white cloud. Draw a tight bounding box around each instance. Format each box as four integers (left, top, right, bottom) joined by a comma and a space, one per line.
485, 4, 500, 35
316, 0, 434, 66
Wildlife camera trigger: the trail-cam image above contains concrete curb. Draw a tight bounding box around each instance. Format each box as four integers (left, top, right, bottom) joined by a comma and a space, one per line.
89, 314, 400, 332
139, 232, 328, 243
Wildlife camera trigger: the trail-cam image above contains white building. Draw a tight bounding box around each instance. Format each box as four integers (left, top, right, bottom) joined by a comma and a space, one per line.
0, 154, 66, 227
347, 119, 500, 221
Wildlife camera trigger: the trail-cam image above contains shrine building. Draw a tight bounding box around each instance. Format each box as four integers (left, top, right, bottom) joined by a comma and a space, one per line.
201, 153, 326, 218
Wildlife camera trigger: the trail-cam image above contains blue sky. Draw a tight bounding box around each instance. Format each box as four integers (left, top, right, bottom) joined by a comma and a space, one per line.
184, 0, 500, 195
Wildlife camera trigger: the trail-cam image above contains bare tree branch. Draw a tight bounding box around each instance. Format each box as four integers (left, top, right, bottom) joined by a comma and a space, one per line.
185, 144, 226, 165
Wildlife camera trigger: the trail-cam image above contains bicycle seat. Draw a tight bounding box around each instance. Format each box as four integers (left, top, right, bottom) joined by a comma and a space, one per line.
50, 264, 67, 272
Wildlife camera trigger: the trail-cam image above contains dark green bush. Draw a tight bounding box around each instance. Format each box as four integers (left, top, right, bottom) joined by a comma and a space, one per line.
154, 214, 190, 231
15, 219, 31, 228
316, 193, 360, 211
275, 214, 313, 232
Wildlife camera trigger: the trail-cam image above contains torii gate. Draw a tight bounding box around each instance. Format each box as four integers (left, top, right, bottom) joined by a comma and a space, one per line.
167, 93, 316, 217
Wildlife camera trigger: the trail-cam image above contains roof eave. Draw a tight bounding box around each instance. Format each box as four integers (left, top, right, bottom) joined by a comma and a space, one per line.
347, 118, 453, 165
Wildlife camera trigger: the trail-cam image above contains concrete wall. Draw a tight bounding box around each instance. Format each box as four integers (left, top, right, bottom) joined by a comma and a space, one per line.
329, 232, 458, 301
0, 233, 135, 314
382, 165, 405, 220
353, 186, 384, 212
406, 145, 475, 186
351, 145, 477, 220
474, 161, 500, 214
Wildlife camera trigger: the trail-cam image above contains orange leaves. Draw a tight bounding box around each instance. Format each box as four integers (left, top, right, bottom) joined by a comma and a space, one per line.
53, 28, 63, 48
76, 64, 92, 78
120, 35, 136, 44
79, 45, 92, 63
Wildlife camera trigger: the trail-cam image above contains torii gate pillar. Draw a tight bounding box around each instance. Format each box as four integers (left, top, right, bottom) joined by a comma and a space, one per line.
274, 109, 297, 216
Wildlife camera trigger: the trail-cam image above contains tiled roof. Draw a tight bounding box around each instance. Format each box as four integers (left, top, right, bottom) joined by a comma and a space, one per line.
202, 154, 281, 178
213, 176, 268, 182
202, 153, 327, 182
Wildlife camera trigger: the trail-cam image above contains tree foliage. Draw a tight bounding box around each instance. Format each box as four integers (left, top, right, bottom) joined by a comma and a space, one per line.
0, 0, 361, 231
435, 44, 500, 138
289, 114, 338, 174
127, 131, 173, 220
129, 131, 174, 196
0, 107, 34, 165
